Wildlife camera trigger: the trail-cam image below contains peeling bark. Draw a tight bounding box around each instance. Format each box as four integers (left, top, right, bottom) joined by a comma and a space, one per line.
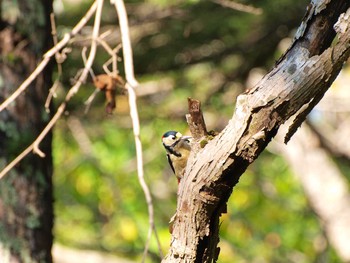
162, 1, 350, 262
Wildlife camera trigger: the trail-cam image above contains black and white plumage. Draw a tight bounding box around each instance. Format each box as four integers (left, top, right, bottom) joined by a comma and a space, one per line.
162, 131, 192, 183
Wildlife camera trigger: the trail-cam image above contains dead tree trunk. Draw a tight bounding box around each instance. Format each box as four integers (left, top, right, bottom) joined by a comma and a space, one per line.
0, 1, 54, 262
163, 1, 350, 262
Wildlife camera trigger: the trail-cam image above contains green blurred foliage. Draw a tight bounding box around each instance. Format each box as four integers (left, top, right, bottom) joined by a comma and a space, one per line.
52, 0, 342, 262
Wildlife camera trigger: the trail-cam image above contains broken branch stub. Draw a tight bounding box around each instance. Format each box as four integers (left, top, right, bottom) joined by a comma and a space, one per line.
186, 97, 208, 140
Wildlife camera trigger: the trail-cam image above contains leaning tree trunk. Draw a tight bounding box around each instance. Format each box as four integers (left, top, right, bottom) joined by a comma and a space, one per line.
163, 0, 350, 262
0, 1, 54, 262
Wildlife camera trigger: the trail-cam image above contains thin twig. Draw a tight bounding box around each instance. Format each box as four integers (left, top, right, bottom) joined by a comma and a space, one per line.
82, 46, 96, 80
84, 39, 122, 114
0, 1, 98, 112
212, 0, 262, 15
45, 79, 60, 112
0, 0, 104, 179
95, 38, 122, 76
51, 12, 63, 75
45, 13, 62, 112
112, 0, 163, 260
84, 89, 100, 114
81, 45, 96, 114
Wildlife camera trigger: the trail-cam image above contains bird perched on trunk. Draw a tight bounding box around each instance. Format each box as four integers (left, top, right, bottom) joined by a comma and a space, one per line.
162, 131, 192, 183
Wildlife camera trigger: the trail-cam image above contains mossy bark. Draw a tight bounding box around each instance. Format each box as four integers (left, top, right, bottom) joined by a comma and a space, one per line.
0, 1, 54, 262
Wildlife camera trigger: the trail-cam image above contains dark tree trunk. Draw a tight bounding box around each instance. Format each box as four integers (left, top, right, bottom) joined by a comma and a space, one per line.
0, 1, 54, 262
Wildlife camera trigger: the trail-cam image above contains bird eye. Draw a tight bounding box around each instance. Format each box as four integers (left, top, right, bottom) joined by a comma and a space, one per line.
171, 135, 176, 140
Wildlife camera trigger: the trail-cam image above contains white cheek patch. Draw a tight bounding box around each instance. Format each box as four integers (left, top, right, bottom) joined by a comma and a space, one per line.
163, 137, 174, 146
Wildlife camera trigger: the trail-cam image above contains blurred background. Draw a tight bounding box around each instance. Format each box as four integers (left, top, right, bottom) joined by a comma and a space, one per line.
51, 0, 350, 262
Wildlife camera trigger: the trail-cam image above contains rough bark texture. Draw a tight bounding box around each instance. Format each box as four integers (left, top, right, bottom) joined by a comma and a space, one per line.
163, 1, 350, 262
0, 1, 54, 262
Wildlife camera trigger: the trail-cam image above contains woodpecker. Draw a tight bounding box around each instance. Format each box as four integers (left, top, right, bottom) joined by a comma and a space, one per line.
162, 131, 192, 183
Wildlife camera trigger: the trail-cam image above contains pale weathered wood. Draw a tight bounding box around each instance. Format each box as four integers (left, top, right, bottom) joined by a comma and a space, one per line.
162, 1, 350, 262
276, 124, 350, 262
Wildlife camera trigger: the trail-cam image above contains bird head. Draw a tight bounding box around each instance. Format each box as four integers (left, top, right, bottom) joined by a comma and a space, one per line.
162, 131, 183, 148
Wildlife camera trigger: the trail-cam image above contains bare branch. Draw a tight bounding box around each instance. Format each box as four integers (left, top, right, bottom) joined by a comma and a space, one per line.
212, 0, 262, 15
45, 79, 61, 112
0, 0, 104, 179
45, 13, 63, 112
0, 1, 98, 112
84, 89, 100, 114
82, 46, 96, 80
84, 33, 123, 114
112, 0, 163, 260
95, 37, 122, 76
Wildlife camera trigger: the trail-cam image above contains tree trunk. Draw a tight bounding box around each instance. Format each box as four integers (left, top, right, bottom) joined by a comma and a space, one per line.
0, 1, 54, 262
276, 124, 350, 262
163, 0, 350, 262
